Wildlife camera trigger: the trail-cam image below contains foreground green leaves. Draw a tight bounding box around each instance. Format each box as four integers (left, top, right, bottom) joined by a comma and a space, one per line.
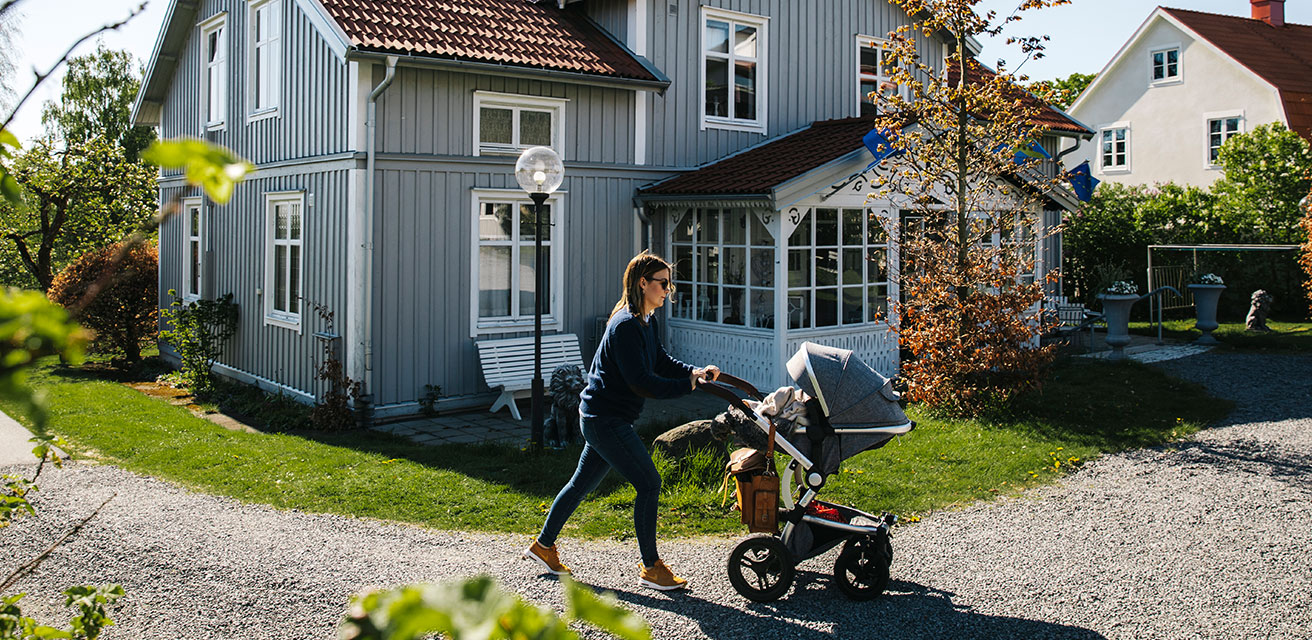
0, 586, 124, 640
141, 138, 253, 204
339, 576, 649, 640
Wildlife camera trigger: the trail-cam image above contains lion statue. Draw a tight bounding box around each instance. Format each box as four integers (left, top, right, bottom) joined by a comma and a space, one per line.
1246, 289, 1274, 332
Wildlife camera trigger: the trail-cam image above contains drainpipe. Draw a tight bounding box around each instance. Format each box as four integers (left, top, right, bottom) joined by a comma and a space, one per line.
361, 55, 398, 415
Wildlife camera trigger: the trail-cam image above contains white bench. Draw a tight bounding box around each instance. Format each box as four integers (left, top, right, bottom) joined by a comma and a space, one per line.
477, 334, 585, 421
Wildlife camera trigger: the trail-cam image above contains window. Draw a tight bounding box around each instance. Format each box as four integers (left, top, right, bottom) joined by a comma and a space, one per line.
201, 13, 228, 130
784, 207, 891, 329
471, 190, 564, 334
1207, 116, 1242, 166
701, 7, 767, 132
1100, 126, 1129, 172
248, 0, 281, 117
1150, 47, 1180, 83
858, 36, 899, 115
182, 198, 203, 301
264, 192, 303, 329
669, 209, 774, 328
998, 215, 1038, 287
473, 92, 567, 157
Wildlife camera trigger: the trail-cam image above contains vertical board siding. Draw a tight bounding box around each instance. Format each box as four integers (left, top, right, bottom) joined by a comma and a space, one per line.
373, 68, 636, 165
368, 166, 644, 406
588, 0, 632, 44
159, 168, 350, 398
159, 0, 350, 178
647, 0, 934, 168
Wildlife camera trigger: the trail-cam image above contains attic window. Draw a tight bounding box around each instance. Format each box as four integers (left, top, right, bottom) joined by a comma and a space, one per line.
701, 7, 767, 133
248, 0, 281, 117
1151, 47, 1180, 84
200, 13, 228, 130
858, 36, 899, 116
473, 92, 567, 157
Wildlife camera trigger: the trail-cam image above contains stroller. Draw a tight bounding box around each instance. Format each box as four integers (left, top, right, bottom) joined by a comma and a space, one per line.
698, 342, 914, 602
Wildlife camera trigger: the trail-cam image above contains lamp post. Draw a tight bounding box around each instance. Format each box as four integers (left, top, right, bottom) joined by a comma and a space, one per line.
515, 146, 564, 453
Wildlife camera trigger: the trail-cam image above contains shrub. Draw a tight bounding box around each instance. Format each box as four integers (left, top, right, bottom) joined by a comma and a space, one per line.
1301, 188, 1312, 316
159, 292, 238, 395
48, 242, 158, 362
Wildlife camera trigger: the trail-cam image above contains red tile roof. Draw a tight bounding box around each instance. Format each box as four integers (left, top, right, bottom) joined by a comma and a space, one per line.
318, 0, 660, 82
1163, 7, 1312, 140
639, 117, 876, 196
948, 59, 1093, 136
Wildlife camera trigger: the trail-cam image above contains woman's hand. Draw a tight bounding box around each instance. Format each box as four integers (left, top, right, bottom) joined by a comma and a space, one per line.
690, 365, 721, 389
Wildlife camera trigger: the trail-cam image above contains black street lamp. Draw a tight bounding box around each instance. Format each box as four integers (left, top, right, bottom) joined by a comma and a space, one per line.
514, 146, 564, 452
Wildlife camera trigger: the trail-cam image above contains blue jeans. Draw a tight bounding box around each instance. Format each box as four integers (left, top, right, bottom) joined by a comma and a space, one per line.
537, 414, 662, 567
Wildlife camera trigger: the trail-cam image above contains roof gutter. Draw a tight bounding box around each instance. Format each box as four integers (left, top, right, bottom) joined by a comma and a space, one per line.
346, 50, 670, 93
360, 55, 398, 408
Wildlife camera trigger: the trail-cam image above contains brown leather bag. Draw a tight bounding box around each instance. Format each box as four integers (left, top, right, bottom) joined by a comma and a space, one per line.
723, 430, 779, 533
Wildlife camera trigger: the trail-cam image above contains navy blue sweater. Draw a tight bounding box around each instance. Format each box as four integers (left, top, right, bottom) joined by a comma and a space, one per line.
579, 308, 695, 422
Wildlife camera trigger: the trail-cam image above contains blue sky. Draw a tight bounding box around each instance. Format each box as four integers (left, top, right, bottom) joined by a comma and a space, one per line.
4, 0, 1310, 142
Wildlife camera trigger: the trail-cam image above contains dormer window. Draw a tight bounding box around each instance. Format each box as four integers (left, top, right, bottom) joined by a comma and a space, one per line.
701, 7, 767, 133
1151, 46, 1180, 84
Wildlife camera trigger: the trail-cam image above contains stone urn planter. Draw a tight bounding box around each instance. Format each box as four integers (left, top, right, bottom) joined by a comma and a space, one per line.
1098, 293, 1140, 360
1188, 283, 1226, 345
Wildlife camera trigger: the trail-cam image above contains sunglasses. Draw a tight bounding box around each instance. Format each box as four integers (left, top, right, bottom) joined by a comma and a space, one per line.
647, 277, 674, 291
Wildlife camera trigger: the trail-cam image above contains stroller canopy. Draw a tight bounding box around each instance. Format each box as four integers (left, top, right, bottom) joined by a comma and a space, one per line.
785, 342, 907, 429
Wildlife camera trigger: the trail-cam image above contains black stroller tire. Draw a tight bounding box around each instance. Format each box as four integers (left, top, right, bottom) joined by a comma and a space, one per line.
727, 535, 795, 602
833, 532, 892, 601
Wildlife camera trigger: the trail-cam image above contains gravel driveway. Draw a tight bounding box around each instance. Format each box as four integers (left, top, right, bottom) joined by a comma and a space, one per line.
2, 351, 1309, 639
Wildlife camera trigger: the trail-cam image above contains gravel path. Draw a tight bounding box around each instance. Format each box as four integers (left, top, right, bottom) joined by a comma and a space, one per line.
2, 351, 1310, 639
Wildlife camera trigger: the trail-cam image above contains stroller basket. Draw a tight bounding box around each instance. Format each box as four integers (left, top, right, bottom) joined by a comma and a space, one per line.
699, 342, 914, 603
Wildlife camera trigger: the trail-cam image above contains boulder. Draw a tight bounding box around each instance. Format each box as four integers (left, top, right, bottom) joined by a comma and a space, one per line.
653, 408, 773, 466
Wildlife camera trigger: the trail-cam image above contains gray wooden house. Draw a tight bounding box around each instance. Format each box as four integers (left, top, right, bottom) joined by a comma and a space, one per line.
133, 0, 1091, 419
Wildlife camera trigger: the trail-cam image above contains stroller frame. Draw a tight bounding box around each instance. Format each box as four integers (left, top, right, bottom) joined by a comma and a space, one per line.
701, 372, 914, 601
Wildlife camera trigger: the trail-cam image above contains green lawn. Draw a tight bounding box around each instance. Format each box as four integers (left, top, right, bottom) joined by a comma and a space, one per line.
2, 357, 1229, 540
1129, 320, 1312, 352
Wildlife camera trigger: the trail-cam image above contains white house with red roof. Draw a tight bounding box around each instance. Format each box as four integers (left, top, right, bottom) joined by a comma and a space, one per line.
1065, 0, 1312, 187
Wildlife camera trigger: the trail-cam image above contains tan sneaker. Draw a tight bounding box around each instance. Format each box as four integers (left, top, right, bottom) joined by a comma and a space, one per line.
639, 559, 688, 591
523, 541, 571, 576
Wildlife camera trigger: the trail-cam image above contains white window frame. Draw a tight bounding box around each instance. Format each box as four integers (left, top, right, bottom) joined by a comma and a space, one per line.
1204, 111, 1244, 169
1149, 44, 1182, 86
667, 208, 778, 330
856, 35, 903, 115
472, 92, 568, 158
1099, 123, 1131, 174
246, 0, 281, 121
200, 12, 228, 131
182, 198, 203, 302
780, 206, 893, 331
469, 188, 566, 337
264, 191, 305, 331
699, 6, 768, 134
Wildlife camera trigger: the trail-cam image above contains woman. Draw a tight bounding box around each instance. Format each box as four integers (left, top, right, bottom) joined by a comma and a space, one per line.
524, 251, 719, 591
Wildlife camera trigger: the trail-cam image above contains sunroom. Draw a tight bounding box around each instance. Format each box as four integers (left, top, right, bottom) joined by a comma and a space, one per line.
637, 117, 902, 390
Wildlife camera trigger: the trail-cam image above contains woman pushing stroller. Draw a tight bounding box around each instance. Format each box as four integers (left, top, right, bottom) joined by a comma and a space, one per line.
525, 251, 720, 591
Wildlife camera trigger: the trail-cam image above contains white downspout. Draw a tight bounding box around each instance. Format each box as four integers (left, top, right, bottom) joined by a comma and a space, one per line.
363, 55, 398, 404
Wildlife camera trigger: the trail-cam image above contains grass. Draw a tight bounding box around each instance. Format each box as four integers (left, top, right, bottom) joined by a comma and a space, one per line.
1, 356, 1230, 540
1129, 320, 1312, 352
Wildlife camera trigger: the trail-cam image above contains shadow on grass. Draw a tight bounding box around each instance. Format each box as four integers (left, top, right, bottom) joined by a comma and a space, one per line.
591, 575, 1106, 639
1129, 321, 1312, 353
987, 358, 1233, 451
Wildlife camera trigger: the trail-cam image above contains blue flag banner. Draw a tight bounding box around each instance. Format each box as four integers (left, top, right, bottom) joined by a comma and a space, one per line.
1066, 160, 1099, 202
995, 140, 1052, 165
863, 127, 904, 170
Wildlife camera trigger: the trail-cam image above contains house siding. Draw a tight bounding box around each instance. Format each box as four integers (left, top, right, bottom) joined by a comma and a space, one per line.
159, 0, 351, 178
160, 167, 352, 399
367, 163, 670, 407
372, 67, 637, 165
645, 0, 937, 168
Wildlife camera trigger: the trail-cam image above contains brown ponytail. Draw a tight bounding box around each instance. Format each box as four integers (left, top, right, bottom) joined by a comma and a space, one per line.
610, 250, 673, 324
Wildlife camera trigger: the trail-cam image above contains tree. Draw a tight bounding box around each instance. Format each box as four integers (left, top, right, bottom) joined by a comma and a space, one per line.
0, 136, 156, 291
1213, 122, 1312, 244
48, 241, 158, 362
866, 0, 1069, 415
1027, 71, 1095, 111
40, 43, 155, 162
1300, 187, 1312, 316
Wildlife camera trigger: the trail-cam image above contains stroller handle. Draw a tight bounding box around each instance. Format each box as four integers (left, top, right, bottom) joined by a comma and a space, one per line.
701, 372, 765, 401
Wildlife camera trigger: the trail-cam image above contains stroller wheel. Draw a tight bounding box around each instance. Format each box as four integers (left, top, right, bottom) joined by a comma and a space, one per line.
833, 532, 892, 601
727, 535, 795, 602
